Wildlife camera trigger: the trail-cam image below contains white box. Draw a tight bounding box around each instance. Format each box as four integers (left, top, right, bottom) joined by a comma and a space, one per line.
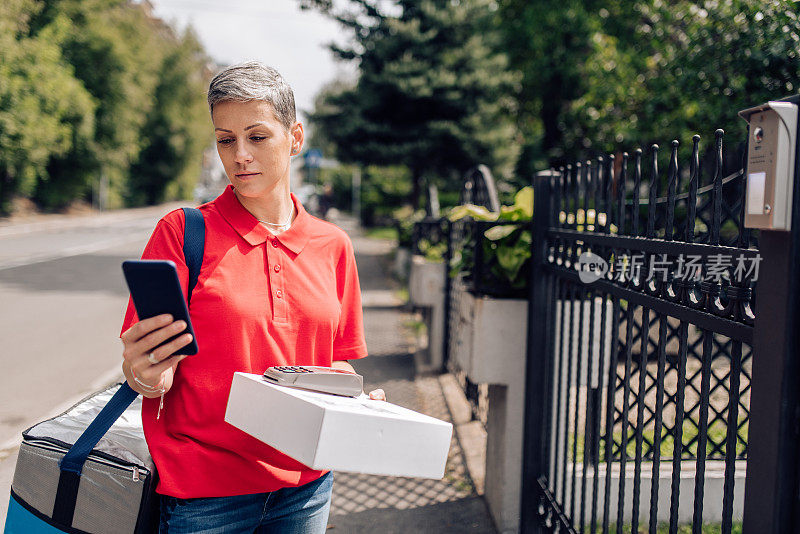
224, 372, 453, 479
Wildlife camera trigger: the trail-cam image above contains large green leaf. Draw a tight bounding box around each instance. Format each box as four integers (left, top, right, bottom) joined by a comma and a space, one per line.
484, 224, 519, 241
513, 186, 533, 218
495, 240, 529, 281
448, 204, 498, 222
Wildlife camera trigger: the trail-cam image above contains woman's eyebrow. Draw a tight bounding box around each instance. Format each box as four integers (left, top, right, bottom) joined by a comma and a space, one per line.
214, 123, 266, 133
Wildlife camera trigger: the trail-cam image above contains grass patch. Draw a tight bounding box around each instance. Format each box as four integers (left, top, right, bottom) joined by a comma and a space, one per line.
565, 417, 748, 463
364, 226, 398, 241
403, 318, 427, 336
395, 287, 409, 303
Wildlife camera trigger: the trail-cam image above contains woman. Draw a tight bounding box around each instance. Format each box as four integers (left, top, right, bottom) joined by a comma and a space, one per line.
120, 61, 384, 533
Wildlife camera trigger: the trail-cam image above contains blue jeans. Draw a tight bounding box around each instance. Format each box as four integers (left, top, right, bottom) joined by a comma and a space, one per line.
158, 472, 333, 533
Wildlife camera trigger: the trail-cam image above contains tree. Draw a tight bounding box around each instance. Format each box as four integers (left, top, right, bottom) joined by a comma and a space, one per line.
302, 0, 520, 207
29, 0, 167, 208
498, 0, 800, 169
129, 28, 210, 205
0, 0, 95, 214
19, 0, 212, 210
568, 0, 800, 152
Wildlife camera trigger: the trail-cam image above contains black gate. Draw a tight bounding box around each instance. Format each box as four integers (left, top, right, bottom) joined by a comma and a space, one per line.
520, 132, 769, 533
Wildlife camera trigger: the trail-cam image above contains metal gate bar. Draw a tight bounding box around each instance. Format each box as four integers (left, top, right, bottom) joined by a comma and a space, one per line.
522, 130, 757, 533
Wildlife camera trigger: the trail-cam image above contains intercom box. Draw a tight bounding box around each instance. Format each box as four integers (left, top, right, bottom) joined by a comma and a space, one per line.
738, 99, 799, 231
224, 372, 453, 479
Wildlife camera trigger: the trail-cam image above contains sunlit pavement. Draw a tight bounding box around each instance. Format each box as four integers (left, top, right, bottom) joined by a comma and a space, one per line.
327, 212, 495, 533
0, 207, 496, 532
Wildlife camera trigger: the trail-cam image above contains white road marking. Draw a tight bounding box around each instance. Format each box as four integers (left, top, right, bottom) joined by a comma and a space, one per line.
0, 366, 125, 460
0, 234, 148, 271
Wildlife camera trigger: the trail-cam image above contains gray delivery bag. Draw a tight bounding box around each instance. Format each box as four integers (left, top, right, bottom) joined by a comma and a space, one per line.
7, 383, 158, 533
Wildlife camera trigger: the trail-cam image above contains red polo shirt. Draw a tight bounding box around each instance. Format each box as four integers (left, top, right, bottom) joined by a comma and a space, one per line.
121, 185, 368, 497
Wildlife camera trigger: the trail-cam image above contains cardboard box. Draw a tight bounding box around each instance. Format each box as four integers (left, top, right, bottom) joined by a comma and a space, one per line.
225, 372, 453, 479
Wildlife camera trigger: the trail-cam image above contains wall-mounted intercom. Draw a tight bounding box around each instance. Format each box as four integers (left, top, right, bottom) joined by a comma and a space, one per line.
738, 97, 799, 231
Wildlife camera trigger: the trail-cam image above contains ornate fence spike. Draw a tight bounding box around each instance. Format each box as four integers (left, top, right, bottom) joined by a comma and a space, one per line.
631, 149, 644, 289
664, 140, 682, 303
666, 140, 680, 241
569, 163, 579, 268
559, 165, 568, 229
582, 160, 591, 235
711, 129, 725, 245
701, 129, 726, 314
645, 144, 661, 295
646, 144, 659, 239
632, 148, 643, 237
572, 162, 580, 231
594, 156, 603, 234
618, 152, 628, 237
604, 154, 614, 235
686, 134, 701, 243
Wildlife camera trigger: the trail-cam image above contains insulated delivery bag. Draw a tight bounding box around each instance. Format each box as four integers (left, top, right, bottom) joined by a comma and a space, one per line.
4, 206, 207, 534
4, 383, 158, 533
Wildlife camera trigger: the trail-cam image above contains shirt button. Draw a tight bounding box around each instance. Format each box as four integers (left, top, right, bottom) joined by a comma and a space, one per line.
276, 290, 283, 298
274, 265, 281, 272
271, 240, 279, 248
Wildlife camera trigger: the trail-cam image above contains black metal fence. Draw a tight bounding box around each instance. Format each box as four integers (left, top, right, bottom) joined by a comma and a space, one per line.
409, 166, 508, 424
522, 131, 758, 533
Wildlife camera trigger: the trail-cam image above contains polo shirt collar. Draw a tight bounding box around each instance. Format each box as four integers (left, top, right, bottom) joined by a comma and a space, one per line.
215, 185, 312, 254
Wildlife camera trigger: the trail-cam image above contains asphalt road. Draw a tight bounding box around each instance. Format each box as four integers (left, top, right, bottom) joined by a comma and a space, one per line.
0, 203, 183, 523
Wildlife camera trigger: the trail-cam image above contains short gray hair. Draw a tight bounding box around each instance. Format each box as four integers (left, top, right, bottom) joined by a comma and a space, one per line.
207, 61, 296, 131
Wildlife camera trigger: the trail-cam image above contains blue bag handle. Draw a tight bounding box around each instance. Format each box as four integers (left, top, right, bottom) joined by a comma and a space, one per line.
59, 383, 140, 476
52, 208, 205, 528
182, 207, 205, 303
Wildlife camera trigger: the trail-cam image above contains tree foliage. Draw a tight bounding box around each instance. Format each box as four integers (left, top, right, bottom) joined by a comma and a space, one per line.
129, 28, 210, 205
0, 0, 210, 214
569, 0, 800, 152
0, 0, 95, 213
499, 0, 800, 169
302, 0, 520, 207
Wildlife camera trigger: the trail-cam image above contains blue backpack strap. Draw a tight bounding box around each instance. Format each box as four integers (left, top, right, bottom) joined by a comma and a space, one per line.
182, 207, 205, 304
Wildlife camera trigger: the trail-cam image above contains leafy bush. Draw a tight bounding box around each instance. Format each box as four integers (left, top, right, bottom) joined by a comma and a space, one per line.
392, 205, 425, 248
449, 186, 533, 294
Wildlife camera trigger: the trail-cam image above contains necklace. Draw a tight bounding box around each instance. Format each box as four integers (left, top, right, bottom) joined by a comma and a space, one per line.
257, 204, 294, 229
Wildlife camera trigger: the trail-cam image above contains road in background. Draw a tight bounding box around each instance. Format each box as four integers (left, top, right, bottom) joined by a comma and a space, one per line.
0, 204, 181, 522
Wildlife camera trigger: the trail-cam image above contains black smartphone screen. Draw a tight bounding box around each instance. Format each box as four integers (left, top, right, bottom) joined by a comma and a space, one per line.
122, 260, 199, 355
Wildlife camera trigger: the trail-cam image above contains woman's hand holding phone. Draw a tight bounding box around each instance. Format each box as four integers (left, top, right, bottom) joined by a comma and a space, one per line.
121, 314, 194, 397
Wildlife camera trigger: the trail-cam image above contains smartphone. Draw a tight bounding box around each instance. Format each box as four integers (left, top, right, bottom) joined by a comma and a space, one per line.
122, 260, 199, 355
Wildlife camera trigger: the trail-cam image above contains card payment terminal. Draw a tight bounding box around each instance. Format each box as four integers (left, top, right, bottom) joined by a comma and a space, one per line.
262, 366, 364, 397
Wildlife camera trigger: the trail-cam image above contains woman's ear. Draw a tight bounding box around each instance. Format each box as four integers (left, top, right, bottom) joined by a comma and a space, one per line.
290, 122, 304, 155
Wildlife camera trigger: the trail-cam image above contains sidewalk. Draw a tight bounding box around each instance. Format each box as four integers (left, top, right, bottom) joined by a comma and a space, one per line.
328, 212, 496, 533
0, 208, 497, 532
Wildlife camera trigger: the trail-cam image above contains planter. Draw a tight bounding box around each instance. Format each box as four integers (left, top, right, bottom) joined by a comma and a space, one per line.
393, 247, 411, 281
408, 255, 446, 307
448, 278, 528, 533
450, 283, 528, 386
409, 255, 447, 372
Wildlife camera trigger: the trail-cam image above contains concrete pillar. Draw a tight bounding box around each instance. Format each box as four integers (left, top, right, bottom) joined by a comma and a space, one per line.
409, 256, 447, 372
452, 291, 528, 533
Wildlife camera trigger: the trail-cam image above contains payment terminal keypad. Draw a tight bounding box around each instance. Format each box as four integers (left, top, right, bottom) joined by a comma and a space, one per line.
262, 366, 364, 397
